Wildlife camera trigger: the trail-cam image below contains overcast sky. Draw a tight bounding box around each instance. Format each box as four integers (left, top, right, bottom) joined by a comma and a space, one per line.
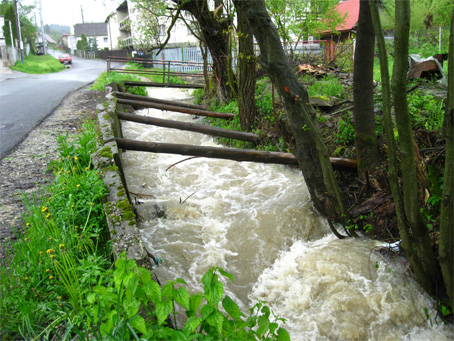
23, 0, 121, 27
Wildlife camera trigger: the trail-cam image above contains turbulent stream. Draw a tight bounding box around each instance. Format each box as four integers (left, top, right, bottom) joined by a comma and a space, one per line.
121, 88, 452, 340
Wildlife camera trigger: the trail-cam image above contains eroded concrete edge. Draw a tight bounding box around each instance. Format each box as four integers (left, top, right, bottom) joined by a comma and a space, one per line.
92, 96, 152, 271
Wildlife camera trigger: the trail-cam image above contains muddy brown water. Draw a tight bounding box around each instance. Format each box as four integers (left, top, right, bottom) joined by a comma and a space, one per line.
121, 88, 452, 340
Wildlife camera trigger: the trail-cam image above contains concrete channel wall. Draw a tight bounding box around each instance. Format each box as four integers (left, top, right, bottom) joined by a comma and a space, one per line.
93, 84, 153, 272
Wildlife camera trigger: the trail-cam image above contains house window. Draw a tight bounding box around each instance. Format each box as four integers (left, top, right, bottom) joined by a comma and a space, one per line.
159, 25, 166, 36
104, 37, 108, 43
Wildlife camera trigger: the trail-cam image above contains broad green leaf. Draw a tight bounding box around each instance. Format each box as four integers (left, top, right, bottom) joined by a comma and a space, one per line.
138, 267, 152, 284
129, 315, 147, 335
162, 283, 173, 299
200, 304, 215, 320
277, 327, 291, 341
156, 299, 173, 326
174, 287, 190, 310
205, 281, 223, 305
115, 257, 126, 270
87, 292, 97, 304
257, 314, 270, 337
201, 268, 215, 288
269, 322, 279, 334
169, 330, 187, 340
222, 295, 244, 322
218, 268, 234, 283
127, 274, 140, 297
176, 278, 188, 285
183, 316, 203, 334
188, 293, 204, 315
205, 310, 224, 335
123, 298, 141, 318
143, 281, 161, 304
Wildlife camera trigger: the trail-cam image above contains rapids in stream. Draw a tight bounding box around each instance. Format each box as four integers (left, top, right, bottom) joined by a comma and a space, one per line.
121, 88, 452, 340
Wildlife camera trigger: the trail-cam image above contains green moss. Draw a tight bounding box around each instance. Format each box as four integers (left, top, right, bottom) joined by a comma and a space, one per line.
122, 211, 135, 221
128, 220, 135, 226
107, 164, 119, 172
99, 146, 114, 159
116, 189, 126, 197
111, 230, 117, 235
103, 114, 110, 120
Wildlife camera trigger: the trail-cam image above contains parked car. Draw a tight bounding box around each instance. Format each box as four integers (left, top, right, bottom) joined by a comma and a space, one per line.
59, 54, 72, 64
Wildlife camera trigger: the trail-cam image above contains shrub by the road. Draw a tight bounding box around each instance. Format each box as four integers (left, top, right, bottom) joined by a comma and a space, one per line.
11, 54, 66, 74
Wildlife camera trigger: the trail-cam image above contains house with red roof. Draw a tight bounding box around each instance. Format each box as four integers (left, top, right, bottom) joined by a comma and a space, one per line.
320, 0, 360, 42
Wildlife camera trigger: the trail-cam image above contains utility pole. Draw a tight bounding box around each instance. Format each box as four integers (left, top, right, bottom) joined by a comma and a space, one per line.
39, 0, 46, 55
81, 5, 84, 23
13, 0, 23, 62
5, 19, 14, 48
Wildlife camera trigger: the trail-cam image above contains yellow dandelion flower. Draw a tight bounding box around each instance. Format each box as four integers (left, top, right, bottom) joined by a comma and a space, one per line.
24, 238, 28, 241
59, 244, 65, 249
46, 213, 51, 219
59, 303, 63, 307
58, 171, 62, 175
85, 167, 89, 170
41, 206, 48, 213
76, 184, 80, 188
58, 296, 62, 300
46, 249, 54, 254
67, 155, 71, 158
26, 222, 30, 226
75, 226, 78, 229
59, 158, 62, 161
50, 255, 55, 259
39, 251, 43, 255
49, 275, 54, 280
71, 205, 74, 208
46, 269, 51, 273
74, 156, 78, 161
24, 277, 28, 281
48, 237, 53, 241
66, 171, 70, 174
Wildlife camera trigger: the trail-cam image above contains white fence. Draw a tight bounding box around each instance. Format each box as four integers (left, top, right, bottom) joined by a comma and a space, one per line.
154, 46, 212, 72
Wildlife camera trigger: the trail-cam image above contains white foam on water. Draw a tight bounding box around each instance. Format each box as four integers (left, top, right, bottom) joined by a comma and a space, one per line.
120, 87, 453, 340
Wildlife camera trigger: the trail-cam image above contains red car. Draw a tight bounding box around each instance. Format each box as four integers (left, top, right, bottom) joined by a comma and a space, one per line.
59, 54, 72, 64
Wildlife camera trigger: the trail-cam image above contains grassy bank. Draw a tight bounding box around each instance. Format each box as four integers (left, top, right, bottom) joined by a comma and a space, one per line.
0, 86, 289, 339
11, 54, 66, 74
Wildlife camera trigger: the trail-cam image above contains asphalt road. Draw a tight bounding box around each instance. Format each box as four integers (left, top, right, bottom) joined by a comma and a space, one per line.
0, 51, 112, 158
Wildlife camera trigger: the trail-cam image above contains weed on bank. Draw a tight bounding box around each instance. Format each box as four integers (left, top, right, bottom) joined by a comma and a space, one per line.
0, 117, 289, 340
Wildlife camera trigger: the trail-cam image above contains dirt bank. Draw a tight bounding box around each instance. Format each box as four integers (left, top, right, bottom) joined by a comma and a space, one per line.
0, 87, 104, 259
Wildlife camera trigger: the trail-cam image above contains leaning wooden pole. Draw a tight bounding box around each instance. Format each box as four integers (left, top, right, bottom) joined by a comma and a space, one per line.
117, 138, 298, 165
116, 138, 357, 170
116, 98, 235, 120
117, 111, 260, 143
112, 91, 206, 110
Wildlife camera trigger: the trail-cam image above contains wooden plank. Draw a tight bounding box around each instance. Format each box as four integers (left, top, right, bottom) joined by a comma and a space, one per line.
116, 98, 235, 120
118, 111, 260, 143
116, 138, 358, 170
116, 138, 298, 165
112, 91, 206, 110
122, 81, 204, 89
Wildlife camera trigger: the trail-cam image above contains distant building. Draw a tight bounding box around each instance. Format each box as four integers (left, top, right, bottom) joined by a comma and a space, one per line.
106, 0, 198, 52
320, 0, 360, 42
73, 22, 109, 50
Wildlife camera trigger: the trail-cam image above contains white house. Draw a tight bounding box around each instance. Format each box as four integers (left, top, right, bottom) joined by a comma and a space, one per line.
106, 0, 198, 51
73, 23, 109, 50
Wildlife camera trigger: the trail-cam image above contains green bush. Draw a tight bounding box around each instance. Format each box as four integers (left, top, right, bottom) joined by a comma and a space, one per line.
90, 71, 147, 96
407, 90, 445, 131
11, 54, 65, 74
307, 75, 344, 98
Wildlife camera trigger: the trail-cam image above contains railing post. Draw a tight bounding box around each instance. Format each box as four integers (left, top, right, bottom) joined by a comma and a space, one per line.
167, 60, 171, 85
162, 60, 166, 83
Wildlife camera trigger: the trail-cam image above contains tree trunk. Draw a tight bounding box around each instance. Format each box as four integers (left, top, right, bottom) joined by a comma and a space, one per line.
439, 7, 454, 304
174, 0, 236, 103
370, 0, 433, 292
392, 0, 439, 286
353, 0, 379, 178
236, 3, 257, 131
233, 0, 351, 229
